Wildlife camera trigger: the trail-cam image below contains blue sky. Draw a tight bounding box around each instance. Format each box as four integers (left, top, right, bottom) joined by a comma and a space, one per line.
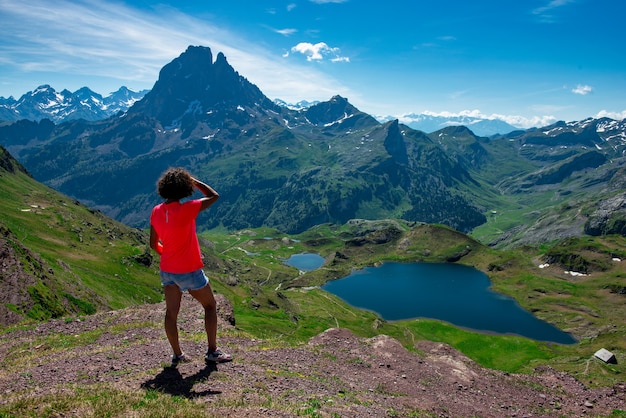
1, 0, 624, 128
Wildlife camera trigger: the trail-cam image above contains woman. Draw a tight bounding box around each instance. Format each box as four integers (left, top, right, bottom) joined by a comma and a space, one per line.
150, 167, 232, 367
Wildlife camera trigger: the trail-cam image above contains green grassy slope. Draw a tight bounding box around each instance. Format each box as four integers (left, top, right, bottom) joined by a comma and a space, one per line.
0, 146, 162, 323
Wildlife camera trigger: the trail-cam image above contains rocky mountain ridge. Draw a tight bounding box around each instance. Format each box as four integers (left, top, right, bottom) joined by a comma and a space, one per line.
0, 87, 521, 138
0, 85, 148, 123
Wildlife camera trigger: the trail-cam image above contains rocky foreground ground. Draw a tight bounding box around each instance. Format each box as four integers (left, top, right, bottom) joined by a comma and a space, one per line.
1, 293, 624, 417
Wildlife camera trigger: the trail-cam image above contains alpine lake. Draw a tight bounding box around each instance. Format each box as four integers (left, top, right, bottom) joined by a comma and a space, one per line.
284, 253, 576, 344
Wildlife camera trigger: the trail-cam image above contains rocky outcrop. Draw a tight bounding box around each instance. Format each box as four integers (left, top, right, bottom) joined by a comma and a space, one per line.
0, 226, 47, 325
445, 245, 472, 262
383, 120, 408, 164
585, 192, 626, 236
0, 145, 28, 175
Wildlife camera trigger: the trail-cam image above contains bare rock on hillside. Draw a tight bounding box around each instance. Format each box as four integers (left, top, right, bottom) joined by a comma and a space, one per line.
585, 192, 626, 236
0, 226, 43, 325
0, 294, 624, 417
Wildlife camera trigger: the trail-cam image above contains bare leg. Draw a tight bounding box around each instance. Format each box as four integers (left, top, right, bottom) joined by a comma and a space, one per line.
189, 283, 218, 352
164, 284, 183, 356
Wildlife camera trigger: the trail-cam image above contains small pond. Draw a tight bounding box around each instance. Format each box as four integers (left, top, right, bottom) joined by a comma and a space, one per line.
284, 253, 325, 272
322, 262, 576, 344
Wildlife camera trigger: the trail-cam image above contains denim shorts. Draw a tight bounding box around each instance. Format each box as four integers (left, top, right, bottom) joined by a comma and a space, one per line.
160, 269, 209, 291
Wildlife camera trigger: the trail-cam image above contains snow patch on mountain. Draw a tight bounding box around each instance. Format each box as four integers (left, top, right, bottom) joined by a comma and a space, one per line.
274, 98, 320, 111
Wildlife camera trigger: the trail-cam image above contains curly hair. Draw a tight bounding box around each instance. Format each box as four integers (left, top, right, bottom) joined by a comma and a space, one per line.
157, 167, 194, 201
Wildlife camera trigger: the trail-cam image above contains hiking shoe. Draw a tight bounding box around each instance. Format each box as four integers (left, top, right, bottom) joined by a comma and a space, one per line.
205, 348, 232, 363
170, 353, 191, 367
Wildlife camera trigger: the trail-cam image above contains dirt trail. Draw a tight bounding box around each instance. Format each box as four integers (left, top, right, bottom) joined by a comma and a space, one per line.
1, 293, 624, 417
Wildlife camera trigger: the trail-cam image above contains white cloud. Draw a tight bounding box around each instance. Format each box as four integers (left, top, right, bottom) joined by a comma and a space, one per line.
532, 0, 575, 23
596, 110, 626, 120
274, 28, 297, 36
532, 0, 575, 14
0, 0, 224, 82
405, 109, 557, 129
288, 42, 349, 62
421, 109, 484, 119
498, 114, 558, 128
572, 84, 593, 95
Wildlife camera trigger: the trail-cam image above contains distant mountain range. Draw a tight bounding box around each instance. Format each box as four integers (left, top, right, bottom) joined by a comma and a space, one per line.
273, 102, 519, 136
0, 85, 149, 123
1, 45, 626, 247
3, 88, 517, 137
378, 113, 520, 137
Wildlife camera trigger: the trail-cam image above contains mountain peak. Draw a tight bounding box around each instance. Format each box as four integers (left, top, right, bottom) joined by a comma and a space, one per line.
304, 95, 379, 130
304, 95, 356, 125
130, 45, 274, 126
32, 84, 53, 94
185, 44, 214, 59
73, 87, 102, 101
216, 51, 227, 64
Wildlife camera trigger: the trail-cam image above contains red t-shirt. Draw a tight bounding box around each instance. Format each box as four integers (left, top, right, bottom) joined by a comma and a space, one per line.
150, 199, 204, 274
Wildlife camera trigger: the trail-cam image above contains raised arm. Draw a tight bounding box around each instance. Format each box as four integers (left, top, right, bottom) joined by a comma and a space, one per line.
192, 177, 220, 212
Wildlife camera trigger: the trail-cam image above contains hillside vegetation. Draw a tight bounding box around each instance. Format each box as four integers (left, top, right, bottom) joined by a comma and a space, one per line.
0, 146, 160, 325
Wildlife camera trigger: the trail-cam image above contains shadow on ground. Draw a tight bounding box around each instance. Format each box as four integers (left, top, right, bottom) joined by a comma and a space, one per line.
141, 363, 220, 398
